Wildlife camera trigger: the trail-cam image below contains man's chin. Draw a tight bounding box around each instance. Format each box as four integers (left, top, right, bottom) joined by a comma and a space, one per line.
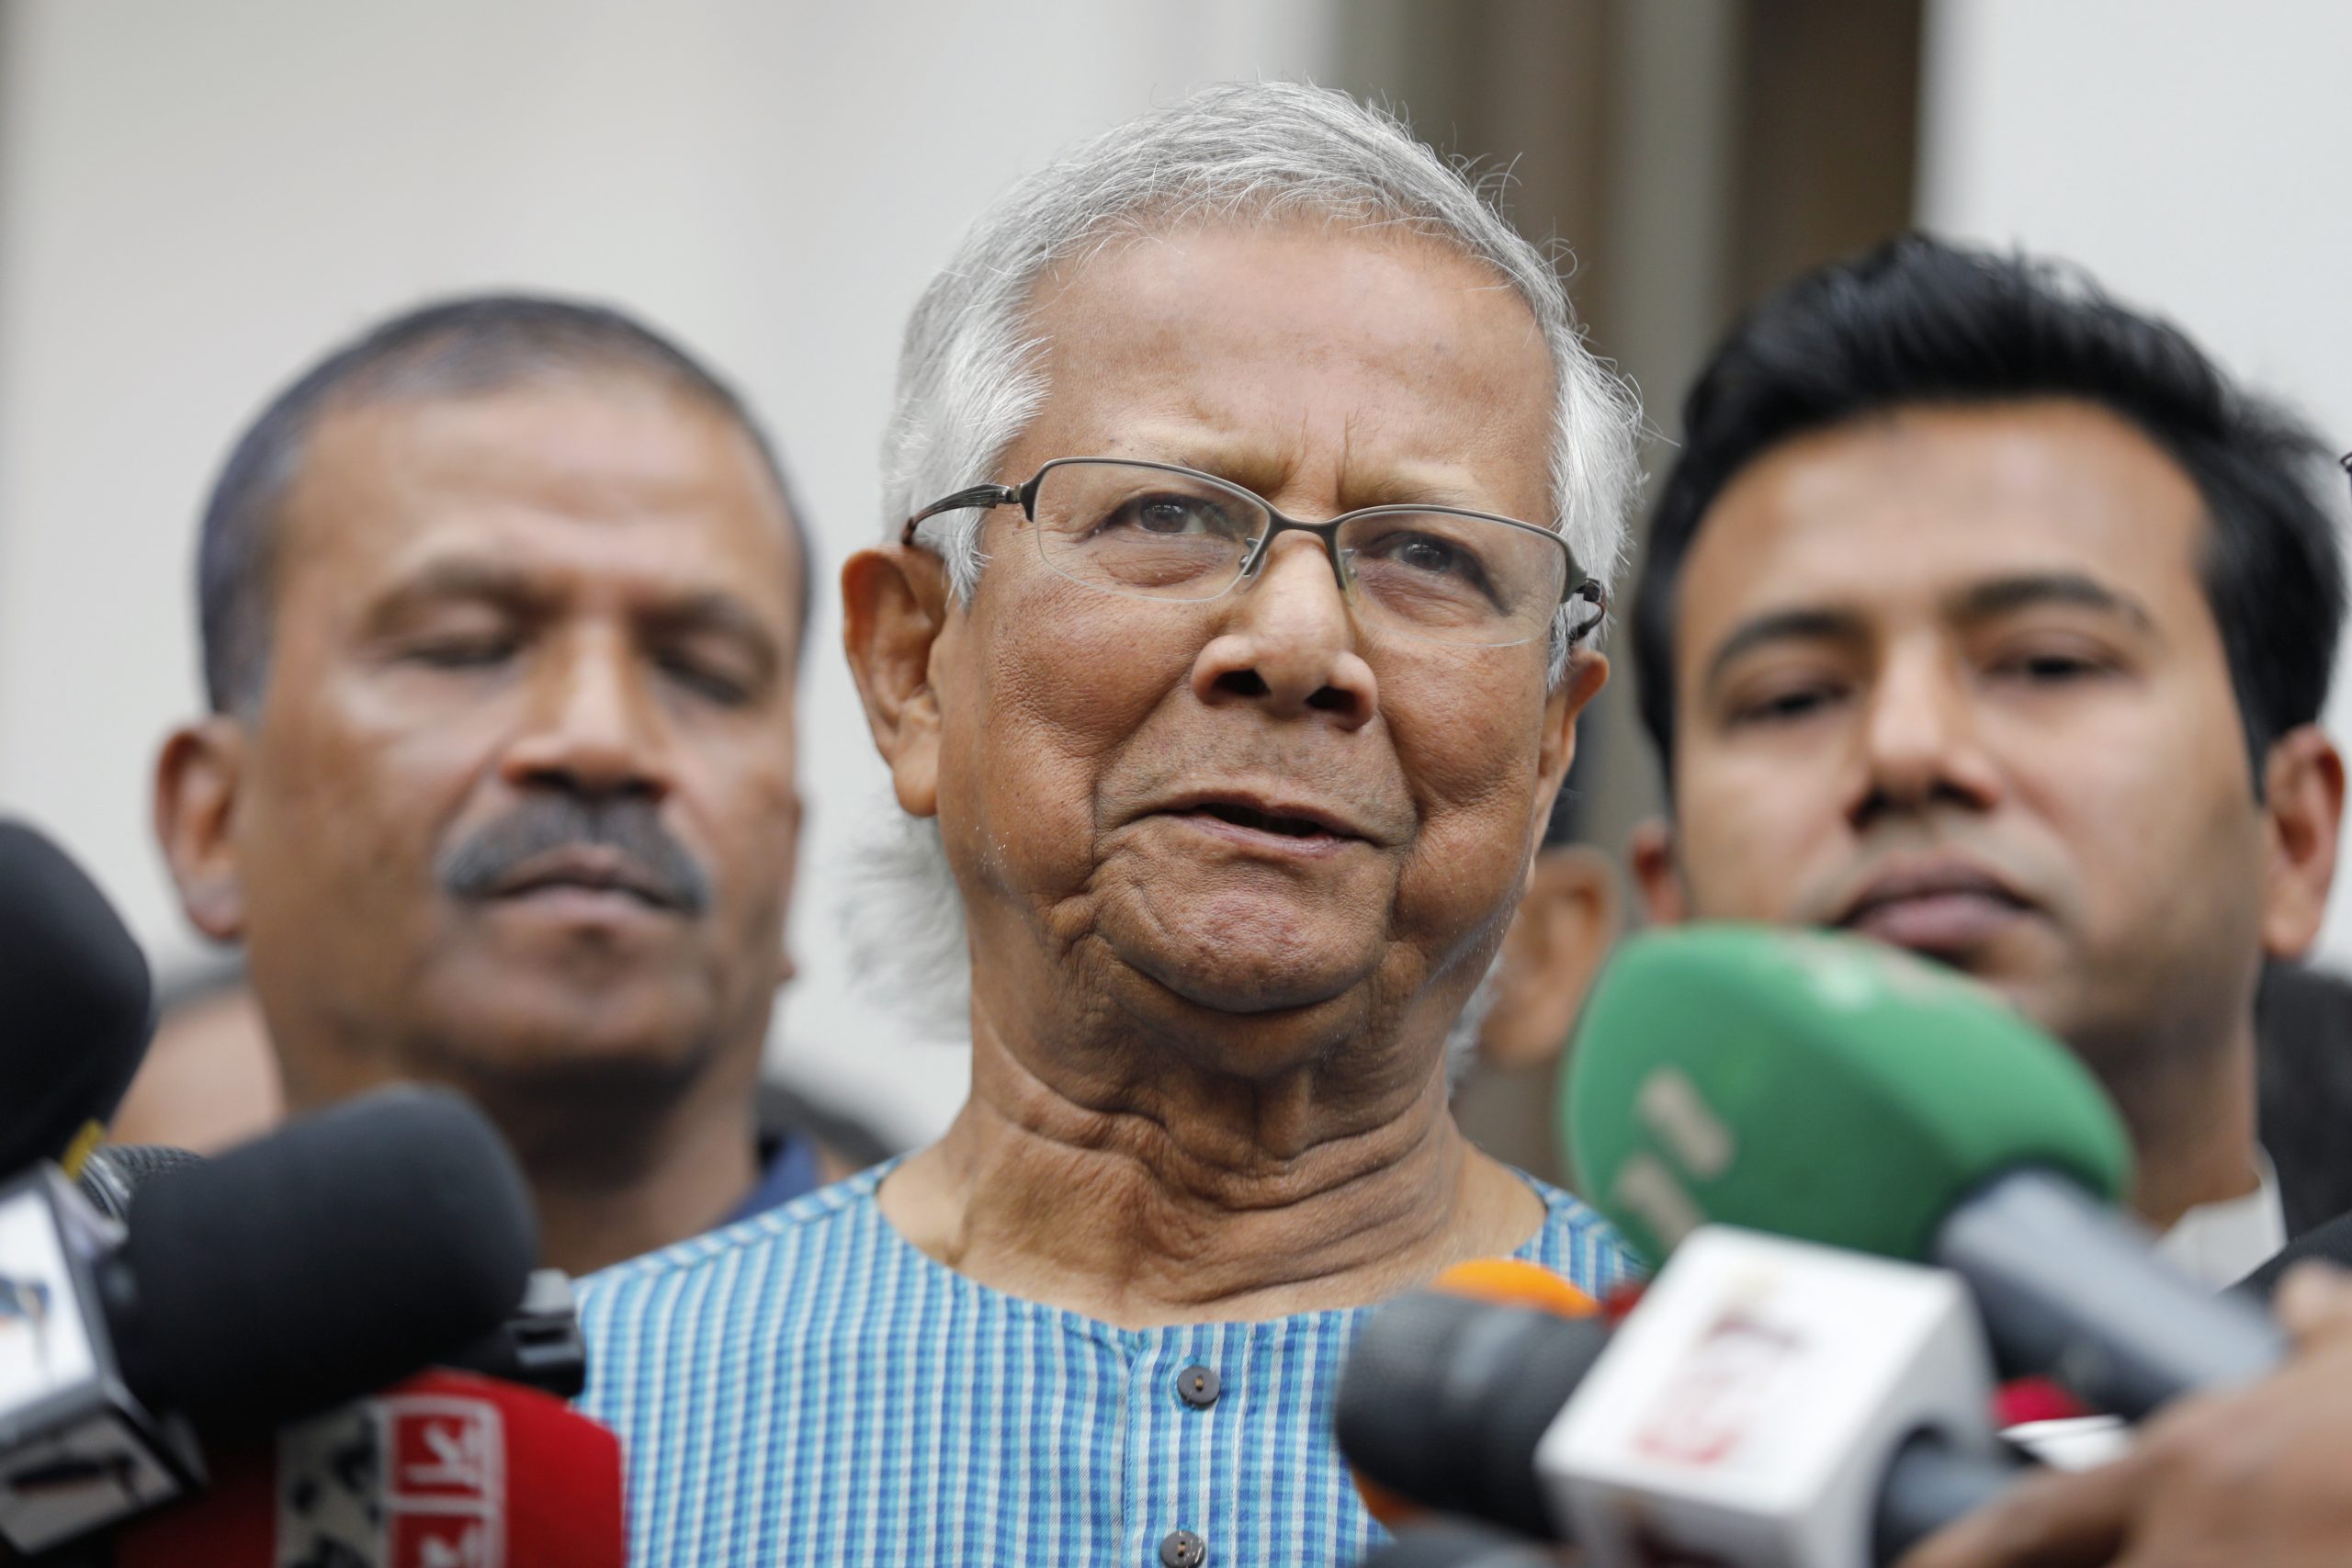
406, 965, 723, 1084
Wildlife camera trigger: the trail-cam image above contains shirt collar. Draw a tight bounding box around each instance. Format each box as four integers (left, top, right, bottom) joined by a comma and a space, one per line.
2154, 1147, 2287, 1288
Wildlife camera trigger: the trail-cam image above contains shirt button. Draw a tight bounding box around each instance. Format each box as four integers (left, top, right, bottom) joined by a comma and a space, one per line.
1175, 1364, 1221, 1408
1159, 1529, 1206, 1567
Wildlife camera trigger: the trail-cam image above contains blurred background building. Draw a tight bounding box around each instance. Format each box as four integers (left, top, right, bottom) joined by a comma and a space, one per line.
1, 0, 2345, 1174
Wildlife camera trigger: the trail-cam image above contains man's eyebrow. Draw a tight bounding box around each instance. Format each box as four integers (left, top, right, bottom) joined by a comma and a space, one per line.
368, 558, 541, 616
1115, 432, 1496, 513
1702, 606, 1869, 692
1953, 572, 2157, 633
646, 590, 784, 660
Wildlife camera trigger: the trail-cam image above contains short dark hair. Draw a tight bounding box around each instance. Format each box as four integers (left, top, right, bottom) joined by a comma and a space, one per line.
197, 293, 813, 713
1631, 234, 2345, 790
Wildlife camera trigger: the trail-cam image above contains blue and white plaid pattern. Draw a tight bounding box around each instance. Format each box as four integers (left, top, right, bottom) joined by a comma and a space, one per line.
580, 1160, 1639, 1566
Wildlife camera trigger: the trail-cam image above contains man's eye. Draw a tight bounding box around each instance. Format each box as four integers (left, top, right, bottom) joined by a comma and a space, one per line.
1728, 683, 1845, 727
1992, 649, 2111, 684
406, 636, 516, 670
659, 656, 754, 706
1099, 495, 1242, 537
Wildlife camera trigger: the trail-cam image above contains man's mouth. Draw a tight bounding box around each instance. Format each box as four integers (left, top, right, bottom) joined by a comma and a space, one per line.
1832, 858, 2034, 955
484, 848, 689, 912
1191, 802, 1344, 839
1157, 792, 1371, 853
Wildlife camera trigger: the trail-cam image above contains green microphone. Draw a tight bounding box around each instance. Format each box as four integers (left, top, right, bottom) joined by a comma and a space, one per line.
1564, 923, 2281, 1419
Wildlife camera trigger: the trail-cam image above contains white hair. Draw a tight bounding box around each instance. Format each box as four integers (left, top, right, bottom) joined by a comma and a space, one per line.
849, 81, 1641, 1034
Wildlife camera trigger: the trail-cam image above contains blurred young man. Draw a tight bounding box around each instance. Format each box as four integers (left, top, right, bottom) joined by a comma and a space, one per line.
1628, 236, 2346, 1280
150, 295, 843, 1273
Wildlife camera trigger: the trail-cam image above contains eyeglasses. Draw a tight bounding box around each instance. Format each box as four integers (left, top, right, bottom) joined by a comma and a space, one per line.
902, 457, 1605, 649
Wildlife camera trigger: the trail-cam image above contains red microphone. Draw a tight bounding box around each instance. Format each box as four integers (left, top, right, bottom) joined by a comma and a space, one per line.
108, 1371, 624, 1568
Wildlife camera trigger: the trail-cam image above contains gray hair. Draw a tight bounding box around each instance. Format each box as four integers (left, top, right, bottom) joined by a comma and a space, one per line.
850, 81, 1640, 1037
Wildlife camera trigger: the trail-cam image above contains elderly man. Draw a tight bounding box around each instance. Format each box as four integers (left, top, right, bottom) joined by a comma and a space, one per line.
152, 295, 838, 1274
1626, 237, 2346, 1280
579, 83, 1642, 1565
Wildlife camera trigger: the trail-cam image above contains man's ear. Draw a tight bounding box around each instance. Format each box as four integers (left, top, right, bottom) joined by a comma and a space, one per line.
1627, 814, 1688, 926
842, 545, 954, 818
2258, 724, 2345, 959
154, 718, 250, 942
1480, 843, 1623, 1071
1529, 650, 1610, 860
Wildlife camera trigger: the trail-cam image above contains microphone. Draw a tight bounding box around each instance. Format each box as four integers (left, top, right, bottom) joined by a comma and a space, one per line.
1565, 924, 2286, 1418
75, 1143, 585, 1399
105, 1369, 625, 1568
1339, 1225, 2023, 1567
74, 1149, 202, 1227
0, 822, 153, 1177
0, 1088, 536, 1553
1346, 1259, 1602, 1535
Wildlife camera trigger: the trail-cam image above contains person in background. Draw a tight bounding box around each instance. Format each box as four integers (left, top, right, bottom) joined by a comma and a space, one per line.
578, 82, 1644, 1566
1626, 235, 2345, 1284
148, 294, 866, 1274
1469, 793, 1623, 1078
2253, 960, 2352, 1238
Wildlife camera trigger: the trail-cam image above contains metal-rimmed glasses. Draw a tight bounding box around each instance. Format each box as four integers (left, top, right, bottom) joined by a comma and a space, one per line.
901, 457, 1606, 649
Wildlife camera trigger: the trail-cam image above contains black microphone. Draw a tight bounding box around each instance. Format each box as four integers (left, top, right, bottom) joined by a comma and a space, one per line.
77, 1139, 585, 1400
0, 822, 153, 1176
107, 1088, 537, 1436
74, 1148, 202, 1226
0, 1087, 536, 1552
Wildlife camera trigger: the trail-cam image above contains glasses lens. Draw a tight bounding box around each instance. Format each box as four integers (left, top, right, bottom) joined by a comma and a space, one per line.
1030, 461, 1265, 601
1337, 512, 1570, 647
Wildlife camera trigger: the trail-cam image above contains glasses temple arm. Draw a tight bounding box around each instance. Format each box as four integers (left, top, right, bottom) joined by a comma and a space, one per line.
900, 483, 1023, 547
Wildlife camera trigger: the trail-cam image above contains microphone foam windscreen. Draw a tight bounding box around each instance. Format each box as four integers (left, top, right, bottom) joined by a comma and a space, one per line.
1565, 924, 2132, 1267
117, 1085, 537, 1433
0, 819, 154, 1171
1351, 1259, 1602, 1529
1337, 1292, 1610, 1540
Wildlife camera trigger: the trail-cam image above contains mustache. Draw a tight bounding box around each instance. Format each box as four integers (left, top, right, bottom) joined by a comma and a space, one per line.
436, 795, 712, 915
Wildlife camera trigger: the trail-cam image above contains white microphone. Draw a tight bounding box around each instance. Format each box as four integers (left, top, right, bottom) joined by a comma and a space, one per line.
1338, 1226, 2022, 1567
1544, 1227, 2011, 1567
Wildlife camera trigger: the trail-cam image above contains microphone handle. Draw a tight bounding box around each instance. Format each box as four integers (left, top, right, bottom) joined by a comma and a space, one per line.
1871, 1436, 2022, 1563
1934, 1169, 2284, 1418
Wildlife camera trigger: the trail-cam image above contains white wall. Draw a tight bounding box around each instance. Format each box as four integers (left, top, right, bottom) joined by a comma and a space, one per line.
0, 0, 1340, 1147
1918, 0, 2352, 963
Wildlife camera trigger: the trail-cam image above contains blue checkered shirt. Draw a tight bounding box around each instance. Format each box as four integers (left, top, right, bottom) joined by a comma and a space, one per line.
578, 1160, 1639, 1566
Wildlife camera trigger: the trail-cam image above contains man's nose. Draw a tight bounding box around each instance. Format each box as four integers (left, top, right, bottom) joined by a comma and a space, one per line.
499, 626, 676, 800
1849, 646, 2001, 827
1189, 533, 1379, 729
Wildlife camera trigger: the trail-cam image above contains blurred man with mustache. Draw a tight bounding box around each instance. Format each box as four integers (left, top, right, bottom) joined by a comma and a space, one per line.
152, 294, 825, 1274
1628, 236, 2346, 1277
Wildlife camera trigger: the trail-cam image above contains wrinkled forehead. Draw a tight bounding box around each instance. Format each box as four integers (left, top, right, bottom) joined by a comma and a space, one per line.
1012, 216, 1559, 517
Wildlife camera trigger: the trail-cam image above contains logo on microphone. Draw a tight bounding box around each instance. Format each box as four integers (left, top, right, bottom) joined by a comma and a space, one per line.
1631, 1299, 1804, 1468
278, 1387, 504, 1568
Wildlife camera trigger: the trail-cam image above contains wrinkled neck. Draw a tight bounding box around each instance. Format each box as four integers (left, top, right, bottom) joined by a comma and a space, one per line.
876, 998, 1544, 1327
